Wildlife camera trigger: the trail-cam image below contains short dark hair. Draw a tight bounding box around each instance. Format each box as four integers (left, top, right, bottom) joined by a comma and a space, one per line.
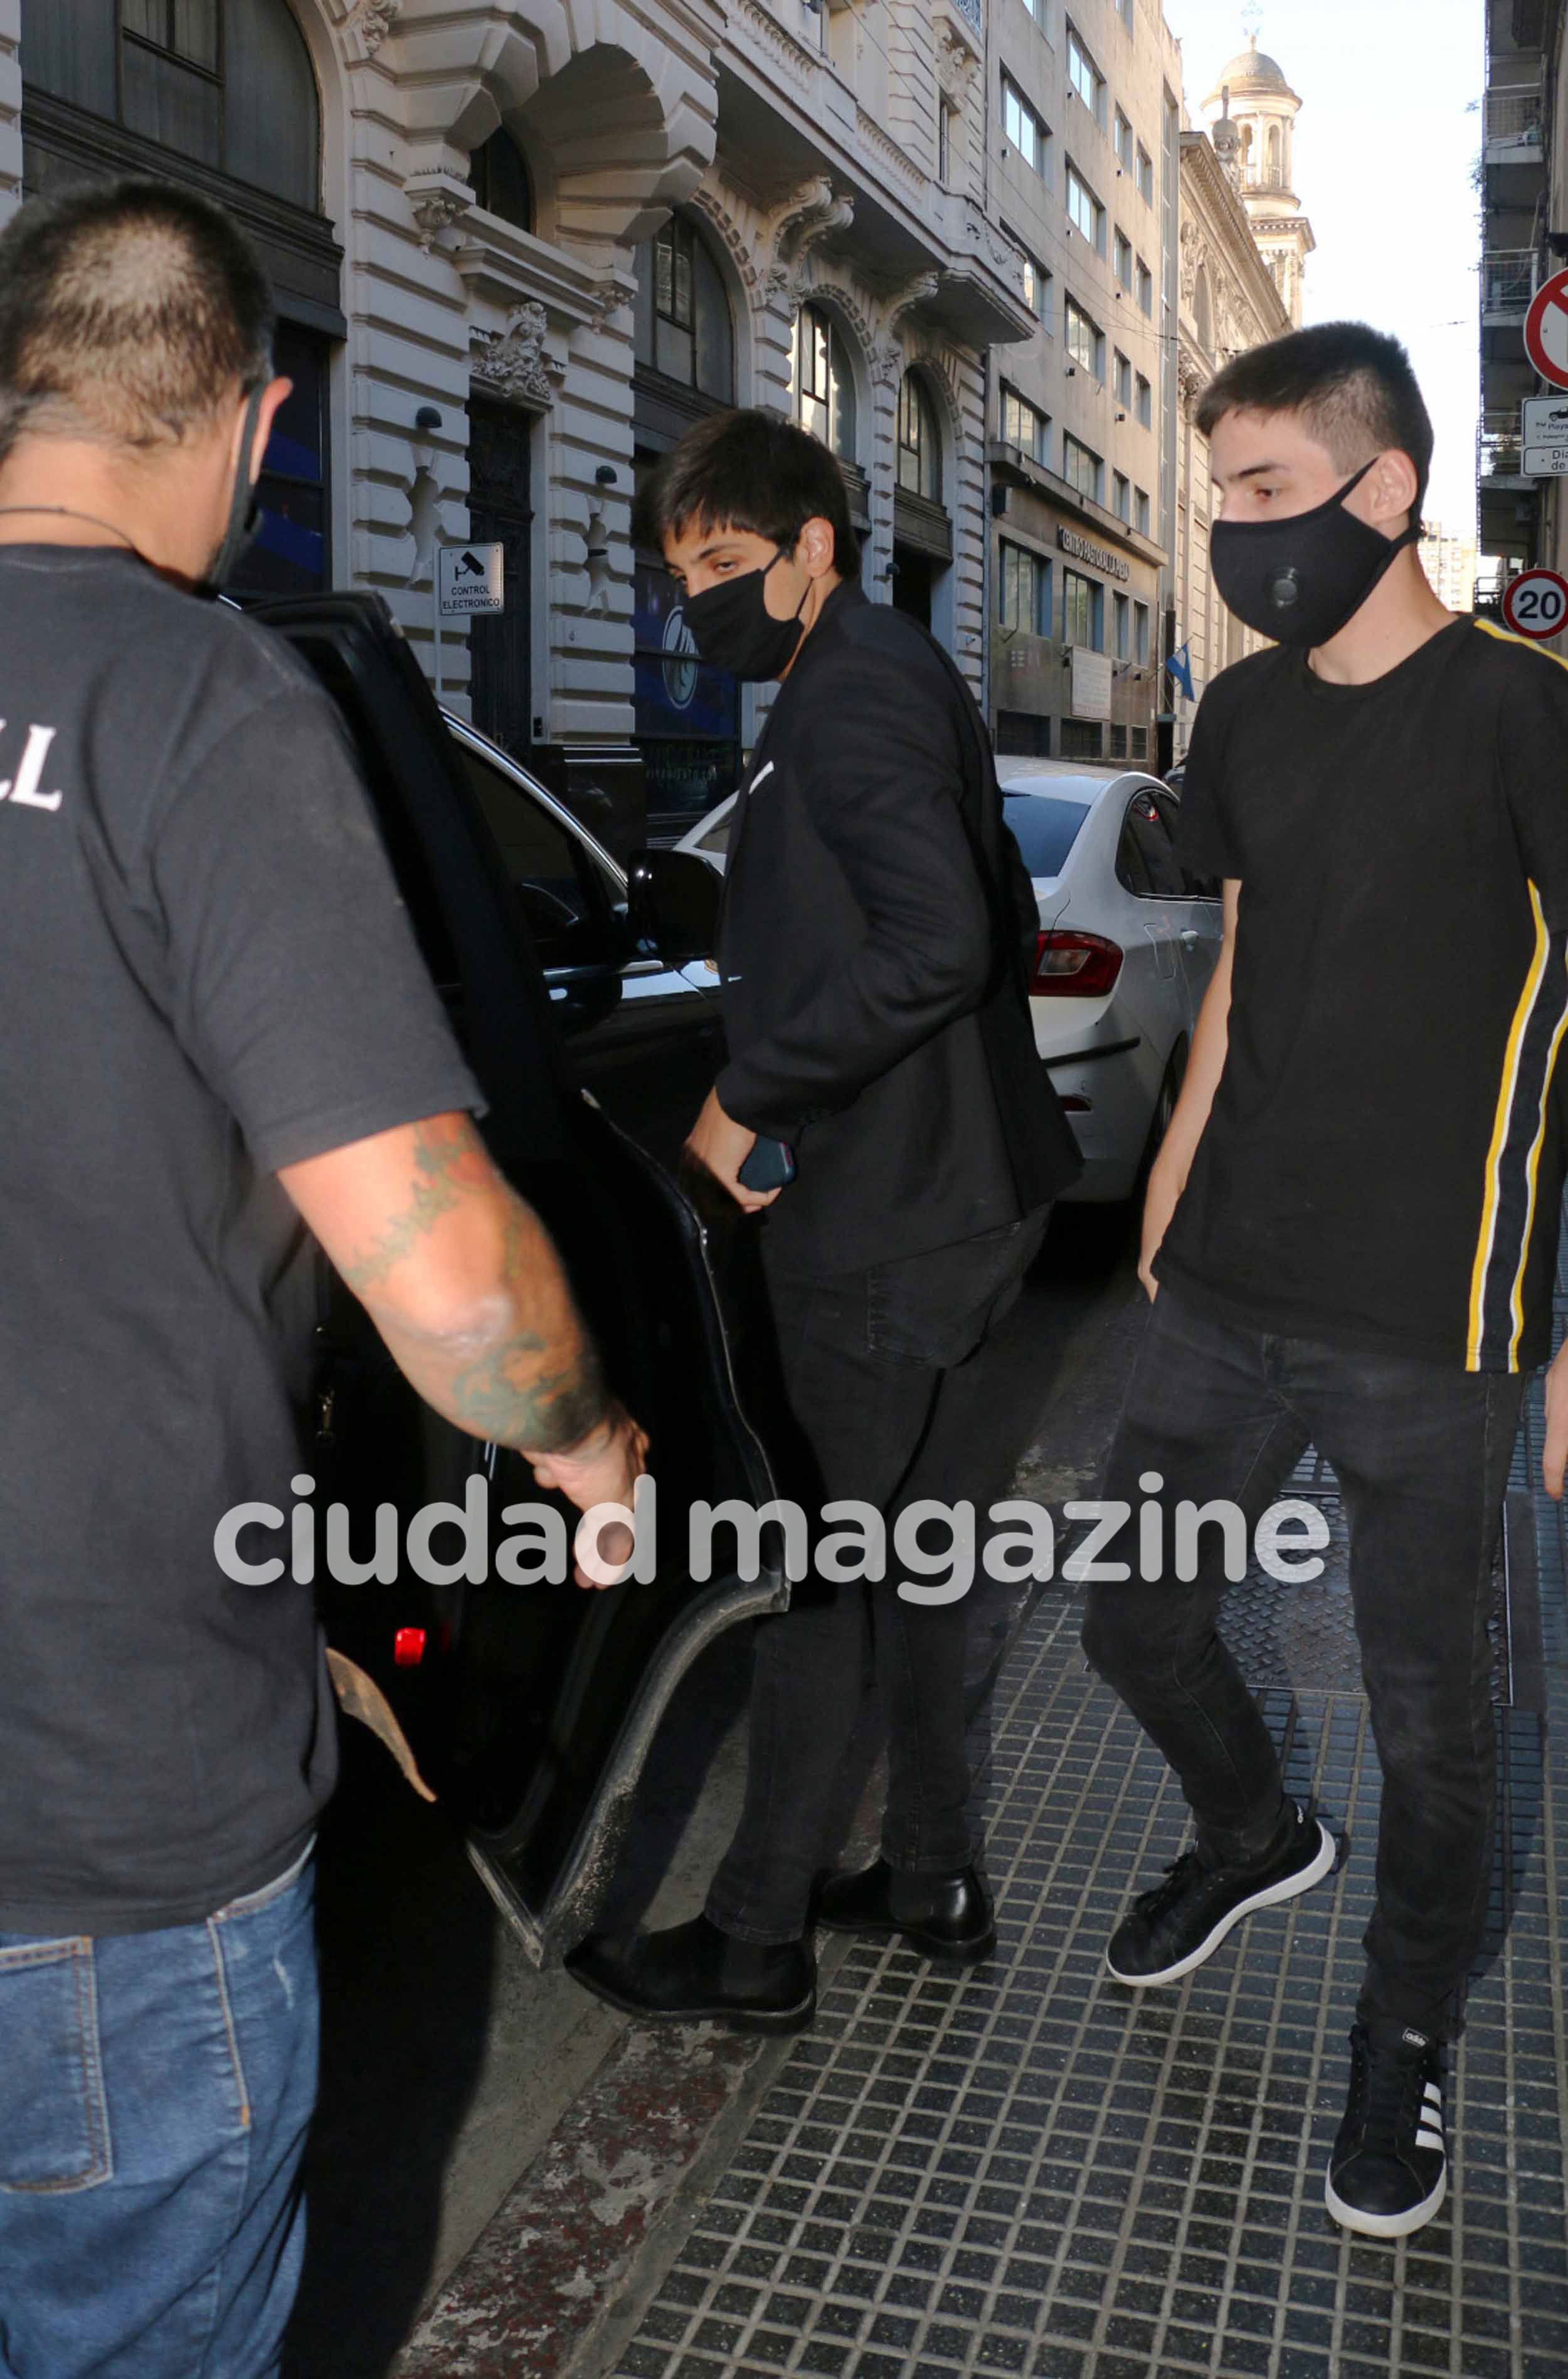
0, 178, 275, 465
1195, 321, 1433, 528
635, 407, 861, 580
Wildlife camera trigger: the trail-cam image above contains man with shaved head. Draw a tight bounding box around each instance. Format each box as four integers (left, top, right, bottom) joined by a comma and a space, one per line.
0, 181, 642, 2374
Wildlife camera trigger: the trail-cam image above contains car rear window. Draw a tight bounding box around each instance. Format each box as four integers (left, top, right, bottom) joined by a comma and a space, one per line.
1002, 793, 1093, 880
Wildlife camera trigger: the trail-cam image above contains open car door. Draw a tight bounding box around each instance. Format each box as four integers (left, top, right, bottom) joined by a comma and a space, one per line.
249, 592, 785, 1966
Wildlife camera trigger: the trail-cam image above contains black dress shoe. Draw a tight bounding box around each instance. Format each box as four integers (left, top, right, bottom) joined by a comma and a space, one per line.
564, 1914, 816, 2033
817, 1858, 996, 1963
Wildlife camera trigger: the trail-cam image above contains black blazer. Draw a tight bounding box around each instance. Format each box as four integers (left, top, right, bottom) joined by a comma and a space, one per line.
714, 581, 1081, 1273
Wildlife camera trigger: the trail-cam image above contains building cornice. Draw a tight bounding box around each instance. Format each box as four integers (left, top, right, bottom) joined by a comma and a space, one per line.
1179, 130, 1292, 334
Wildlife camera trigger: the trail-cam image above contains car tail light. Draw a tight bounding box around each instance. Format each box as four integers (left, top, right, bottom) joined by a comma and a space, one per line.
1031, 930, 1123, 998
393, 1627, 426, 1668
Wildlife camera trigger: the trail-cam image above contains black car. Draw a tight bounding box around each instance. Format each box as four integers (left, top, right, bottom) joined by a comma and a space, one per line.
251, 593, 783, 1966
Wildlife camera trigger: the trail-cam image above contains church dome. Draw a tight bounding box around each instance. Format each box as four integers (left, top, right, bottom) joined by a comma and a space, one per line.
1205, 41, 1293, 103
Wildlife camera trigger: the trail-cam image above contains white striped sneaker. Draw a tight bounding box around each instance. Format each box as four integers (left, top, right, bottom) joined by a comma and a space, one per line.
1325, 2021, 1448, 2239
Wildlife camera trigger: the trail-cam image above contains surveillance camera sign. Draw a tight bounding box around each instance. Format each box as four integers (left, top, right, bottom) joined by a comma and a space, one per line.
438, 544, 506, 617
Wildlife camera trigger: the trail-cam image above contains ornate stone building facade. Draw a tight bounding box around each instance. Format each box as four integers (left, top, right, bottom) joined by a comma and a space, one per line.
0, 0, 1031, 842
1167, 40, 1302, 760
982, 0, 1182, 768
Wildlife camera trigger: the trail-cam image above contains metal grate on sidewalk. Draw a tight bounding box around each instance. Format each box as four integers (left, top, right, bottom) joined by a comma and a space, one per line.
608, 1444, 1568, 2379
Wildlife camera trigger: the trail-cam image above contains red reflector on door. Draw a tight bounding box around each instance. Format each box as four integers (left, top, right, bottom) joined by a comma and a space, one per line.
393, 1627, 426, 1667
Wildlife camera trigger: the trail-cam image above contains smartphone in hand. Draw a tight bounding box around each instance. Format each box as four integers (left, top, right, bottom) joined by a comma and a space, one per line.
737, 1137, 797, 1192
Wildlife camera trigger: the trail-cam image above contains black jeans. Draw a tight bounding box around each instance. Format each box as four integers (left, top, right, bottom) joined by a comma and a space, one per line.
1081, 1288, 1525, 2038
706, 1206, 1051, 1946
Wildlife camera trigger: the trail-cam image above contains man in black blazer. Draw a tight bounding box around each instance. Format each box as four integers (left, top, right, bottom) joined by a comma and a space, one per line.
568, 410, 1081, 2030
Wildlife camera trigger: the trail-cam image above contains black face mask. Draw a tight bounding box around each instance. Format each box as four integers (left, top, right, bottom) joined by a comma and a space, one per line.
198, 382, 268, 597
1209, 459, 1422, 648
682, 548, 809, 680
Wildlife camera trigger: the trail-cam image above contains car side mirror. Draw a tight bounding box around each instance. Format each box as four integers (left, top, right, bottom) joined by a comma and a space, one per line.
627, 847, 722, 967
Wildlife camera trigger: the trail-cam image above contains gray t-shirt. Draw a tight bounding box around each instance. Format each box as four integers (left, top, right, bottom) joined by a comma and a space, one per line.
0, 546, 481, 1934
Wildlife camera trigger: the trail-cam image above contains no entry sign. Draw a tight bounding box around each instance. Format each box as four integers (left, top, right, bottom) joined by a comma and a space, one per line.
1526, 270, 1568, 389
1502, 568, 1568, 640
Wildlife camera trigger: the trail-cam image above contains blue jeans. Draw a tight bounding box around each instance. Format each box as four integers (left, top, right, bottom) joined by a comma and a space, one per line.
1081, 1290, 1526, 2038
0, 1845, 318, 2378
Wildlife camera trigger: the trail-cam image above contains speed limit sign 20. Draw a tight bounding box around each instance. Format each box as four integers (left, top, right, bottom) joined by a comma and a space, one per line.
1502, 568, 1568, 641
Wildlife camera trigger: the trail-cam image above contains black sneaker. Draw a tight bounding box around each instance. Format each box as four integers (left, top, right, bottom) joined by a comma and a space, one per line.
1325, 2022, 1448, 2239
1105, 1799, 1337, 1986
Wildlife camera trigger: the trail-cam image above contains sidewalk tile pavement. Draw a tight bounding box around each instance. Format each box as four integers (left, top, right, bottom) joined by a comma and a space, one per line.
603, 1313, 1568, 2379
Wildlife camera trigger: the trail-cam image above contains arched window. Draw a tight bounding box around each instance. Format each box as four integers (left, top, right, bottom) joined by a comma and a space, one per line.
470, 127, 534, 233
1266, 121, 1281, 183
632, 214, 734, 405
1194, 263, 1214, 353
897, 371, 941, 502
22, 0, 319, 211
792, 304, 857, 462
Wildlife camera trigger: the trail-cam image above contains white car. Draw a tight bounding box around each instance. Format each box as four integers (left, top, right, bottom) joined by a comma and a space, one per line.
675, 758, 1221, 1200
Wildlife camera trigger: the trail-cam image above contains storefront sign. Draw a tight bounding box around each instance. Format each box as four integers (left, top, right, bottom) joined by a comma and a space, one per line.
1058, 526, 1131, 582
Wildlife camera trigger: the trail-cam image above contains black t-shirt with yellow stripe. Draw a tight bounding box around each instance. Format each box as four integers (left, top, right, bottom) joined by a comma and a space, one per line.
1161, 616, 1568, 1374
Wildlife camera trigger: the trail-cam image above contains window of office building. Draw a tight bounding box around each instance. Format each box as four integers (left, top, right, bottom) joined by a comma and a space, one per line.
1113, 470, 1130, 523
1136, 256, 1153, 315
1066, 164, 1104, 252
1065, 294, 1103, 378
1136, 143, 1155, 202
1134, 599, 1150, 664
470, 127, 534, 231
1113, 591, 1130, 657
1067, 28, 1105, 125
1064, 568, 1103, 649
1114, 351, 1131, 407
1113, 107, 1132, 165
1002, 384, 1051, 463
633, 213, 734, 401
1135, 485, 1150, 534
1004, 77, 1049, 178
1062, 718, 1103, 758
997, 710, 1052, 757
792, 302, 857, 461
1062, 433, 1103, 504
1000, 541, 1052, 636
1136, 371, 1152, 427
1020, 248, 1052, 323
1114, 228, 1132, 291
897, 369, 941, 501
25, 0, 319, 206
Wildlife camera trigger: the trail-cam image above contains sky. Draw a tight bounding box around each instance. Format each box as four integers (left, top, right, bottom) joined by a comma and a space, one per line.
1162, 0, 1483, 541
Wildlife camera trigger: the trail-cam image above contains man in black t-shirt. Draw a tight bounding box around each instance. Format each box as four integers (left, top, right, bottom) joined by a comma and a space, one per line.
1082, 323, 1568, 2243
0, 184, 644, 2375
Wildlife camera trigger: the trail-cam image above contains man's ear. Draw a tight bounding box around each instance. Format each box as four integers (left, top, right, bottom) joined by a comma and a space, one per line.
1369, 448, 1419, 536
798, 514, 839, 578
229, 376, 292, 490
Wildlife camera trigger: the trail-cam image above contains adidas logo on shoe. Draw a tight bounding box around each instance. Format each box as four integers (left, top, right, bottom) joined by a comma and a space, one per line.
1326, 2022, 1448, 2240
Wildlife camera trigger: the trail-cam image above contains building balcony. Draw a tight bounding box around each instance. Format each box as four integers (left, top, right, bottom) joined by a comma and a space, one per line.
1483, 247, 1535, 314
1478, 408, 1528, 484
1482, 82, 1546, 207
1485, 83, 1544, 149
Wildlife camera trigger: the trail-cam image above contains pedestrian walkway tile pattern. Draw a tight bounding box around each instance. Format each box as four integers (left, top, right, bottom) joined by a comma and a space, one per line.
610, 1393, 1568, 2379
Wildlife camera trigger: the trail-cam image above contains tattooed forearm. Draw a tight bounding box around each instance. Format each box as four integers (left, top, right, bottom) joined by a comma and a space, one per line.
345, 1125, 612, 1456
336, 1115, 494, 1295
450, 1338, 610, 1453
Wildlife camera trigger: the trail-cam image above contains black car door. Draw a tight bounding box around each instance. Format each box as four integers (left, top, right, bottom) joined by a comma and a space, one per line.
250, 592, 784, 1965
446, 724, 725, 1174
